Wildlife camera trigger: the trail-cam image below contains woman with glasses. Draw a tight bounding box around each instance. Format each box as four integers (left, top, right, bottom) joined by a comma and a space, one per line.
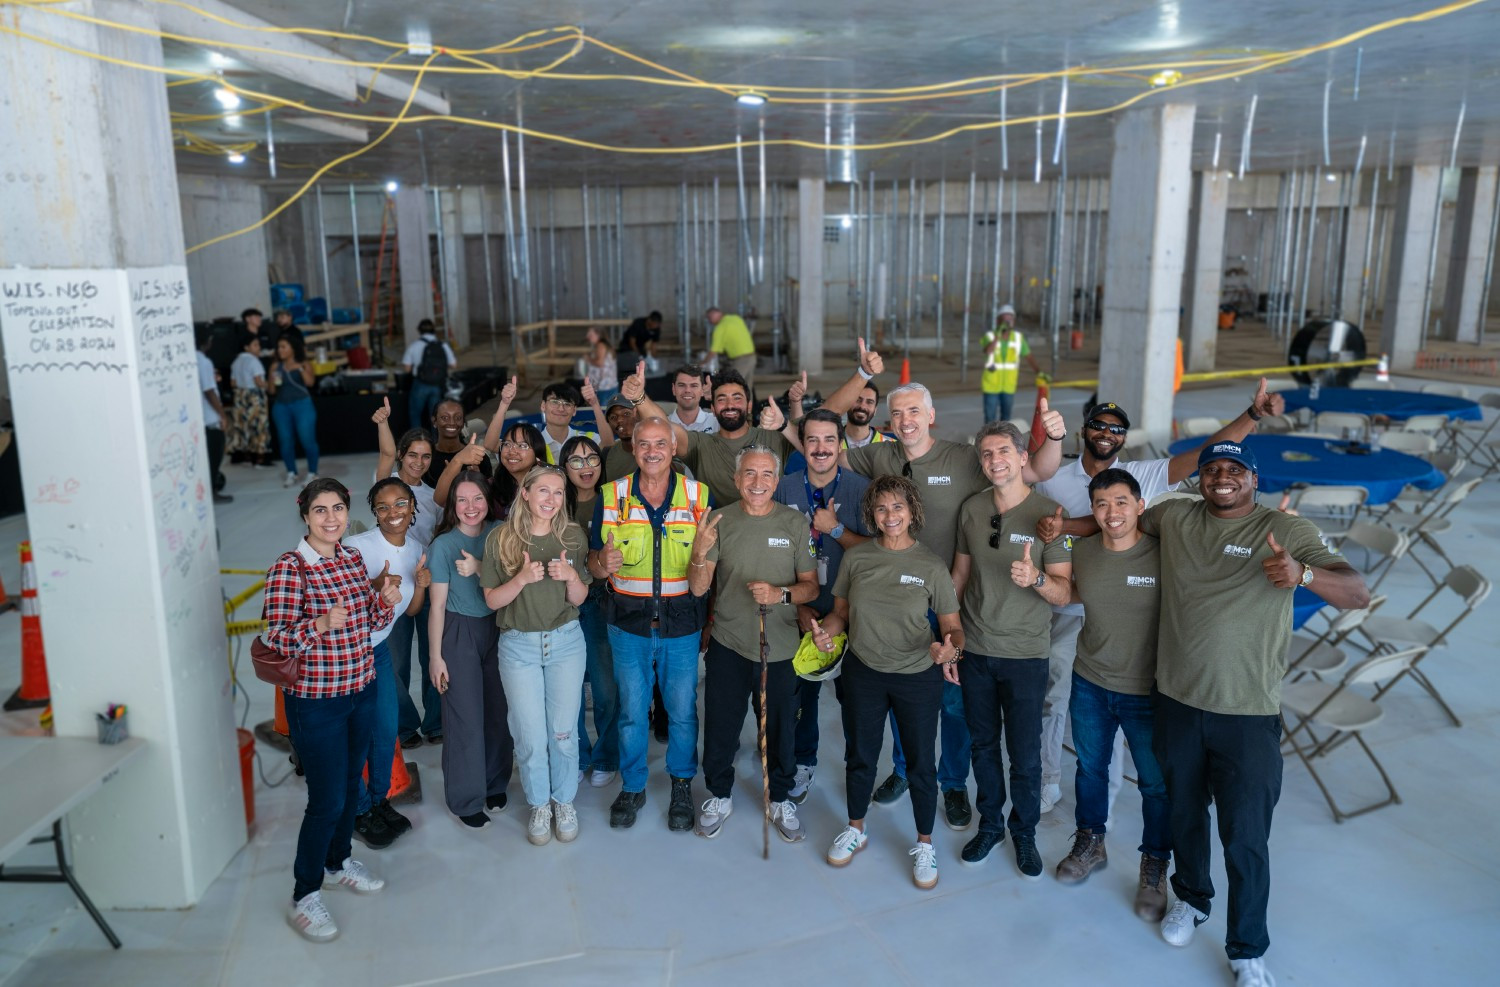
480, 465, 591, 845
810, 475, 963, 891
437, 421, 545, 521
561, 435, 620, 787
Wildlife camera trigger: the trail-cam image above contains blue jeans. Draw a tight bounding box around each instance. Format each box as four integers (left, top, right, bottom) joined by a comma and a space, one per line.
271, 396, 320, 475
889, 682, 971, 791
983, 391, 1015, 424
389, 604, 442, 740
408, 380, 444, 431
284, 683, 376, 901
609, 625, 700, 791
1072, 673, 1171, 858
498, 622, 587, 807
355, 639, 398, 815
576, 592, 620, 773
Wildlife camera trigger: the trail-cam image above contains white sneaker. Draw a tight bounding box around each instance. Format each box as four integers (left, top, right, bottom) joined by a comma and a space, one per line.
1039, 783, 1063, 814
696, 795, 733, 838
305, 473, 318, 483
282, 471, 299, 488
323, 858, 384, 894
286, 890, 338, 942
527, 803, 553, 846
590, 769, 617, 788
554, 802, 579, 843
1229, 957, 1276, 987
789, 764, 815, 804
826, 826, 868, 866
1161, 899, 1209, 947
770, 800, 806, 843
910, 842, 939, 890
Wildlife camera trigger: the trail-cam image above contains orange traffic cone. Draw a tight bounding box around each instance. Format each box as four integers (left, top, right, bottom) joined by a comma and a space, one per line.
361, 742, 420, 802
273, 687, 289, 735
4, 542, 49, 711
899, 357, 911, 385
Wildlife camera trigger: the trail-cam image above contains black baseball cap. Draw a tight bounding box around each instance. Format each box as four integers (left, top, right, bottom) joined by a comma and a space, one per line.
1085, 402, 1131, 429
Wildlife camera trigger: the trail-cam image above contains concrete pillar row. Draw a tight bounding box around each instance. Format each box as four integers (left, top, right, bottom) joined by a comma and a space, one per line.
1183, 171, 1230, 372
394, 186, 435, 350
797, 178, 826, 375
1380, 165, 1444, 369
1439, 166, 1499, 343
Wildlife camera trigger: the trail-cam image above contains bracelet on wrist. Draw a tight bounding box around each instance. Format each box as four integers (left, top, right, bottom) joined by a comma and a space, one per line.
1246, 404, 1263, 422
857, 366, 874, 381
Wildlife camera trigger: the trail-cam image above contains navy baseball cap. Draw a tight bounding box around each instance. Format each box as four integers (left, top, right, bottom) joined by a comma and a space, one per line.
1085, 402, 1131, 429
1197, 440, 1257, 472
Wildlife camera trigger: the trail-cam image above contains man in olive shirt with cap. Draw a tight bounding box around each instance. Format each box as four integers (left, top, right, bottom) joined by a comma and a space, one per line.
688, 446, 819, 843
1147, 440, 1368, 987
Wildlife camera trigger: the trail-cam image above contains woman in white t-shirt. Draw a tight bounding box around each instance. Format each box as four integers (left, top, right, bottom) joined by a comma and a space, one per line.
343, 478, 432, 849
577, 327, 619, 404
227, 334, 272, 466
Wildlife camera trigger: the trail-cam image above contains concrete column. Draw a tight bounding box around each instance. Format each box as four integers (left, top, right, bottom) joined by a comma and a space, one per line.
1439, 166, 1499, 343
1380, 165, 1443, 368
1338, 201, 1373, 322
1099, 104, 1196, 449
178, 174, 271, 322
439, 189, 470, 348
1183, 171, 1230, 372
0, 0, 243, 907
797, 178, 826, 374
394, 186, 434, 348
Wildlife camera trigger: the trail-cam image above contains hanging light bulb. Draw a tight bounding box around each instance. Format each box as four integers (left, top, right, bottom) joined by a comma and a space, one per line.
736, 91, 768, 108
214, 86, 241, 109
227, 152, 246, 165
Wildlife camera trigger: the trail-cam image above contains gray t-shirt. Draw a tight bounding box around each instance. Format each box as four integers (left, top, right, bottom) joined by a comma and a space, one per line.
846, 438, 988, 568
685, 427, 794, 507
833, 540, 959, 675
1070, 534, 1162, 696
953, 489, 1071, 659
427, 522, 498, 619
704, 503, 816, 661
1142, 500, 1343, 715
479, 524, 591, 632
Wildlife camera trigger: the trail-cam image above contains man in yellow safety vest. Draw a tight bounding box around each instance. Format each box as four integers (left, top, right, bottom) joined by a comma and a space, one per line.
980, 305, 1042, 423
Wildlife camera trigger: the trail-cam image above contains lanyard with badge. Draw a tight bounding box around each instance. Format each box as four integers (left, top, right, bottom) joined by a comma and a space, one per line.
804, 469, 841, 585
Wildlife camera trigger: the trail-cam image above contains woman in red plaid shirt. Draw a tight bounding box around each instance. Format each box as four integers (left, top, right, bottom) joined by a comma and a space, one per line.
263, 478, 401, 943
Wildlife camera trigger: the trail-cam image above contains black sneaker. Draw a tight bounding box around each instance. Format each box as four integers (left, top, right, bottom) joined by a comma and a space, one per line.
610, 790, 646, 829
352, 810, 395, 850
668, 777, 694, 832
399, 733, 423, 750
1013, 834, 1044, 881
458, 811, 490, 830
961, 829, 1004, 864
376, 800, 412, 836
423, 732, 444, 746
485, 792, 508, 814
943, 789, 973, 830
872, 773, 909, 805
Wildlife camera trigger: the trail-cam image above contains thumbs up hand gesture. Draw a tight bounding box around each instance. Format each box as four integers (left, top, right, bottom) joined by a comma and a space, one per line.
787, 371, 808, 410
1039, 397, 1066, 441
1036, 505, 1066, 543
857, 337, 884, 377
1251, 376, 1285, 420
500, 375, 518, 406
379, 578, 403, 609
811, 617, 835, 654
547, 550, 579, 583
457, 433, 487, 469
415, 553, 431, 589
600, 531, 625, 575
455, 548, 479, 577
621, 361, 647, 403
317, 599, 351, 635
1010, 539, 1041, 588
372, 396, 392, 425
759, 398, 785, 432
1262, 531, 1301, 589
516, 551, 546, 586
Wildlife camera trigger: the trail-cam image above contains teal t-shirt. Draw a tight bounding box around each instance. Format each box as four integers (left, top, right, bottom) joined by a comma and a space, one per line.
428, 522, 498, 618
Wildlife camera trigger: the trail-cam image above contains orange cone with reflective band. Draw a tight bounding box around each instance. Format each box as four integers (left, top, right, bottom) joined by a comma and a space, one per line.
4, 541, 50, 711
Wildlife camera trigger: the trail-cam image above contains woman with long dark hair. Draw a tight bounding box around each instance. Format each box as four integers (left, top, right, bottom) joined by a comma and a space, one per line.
262, 478, 401, 942
560, 434, 618, 787
227, 332, 272, 466
268, 330, 320, 486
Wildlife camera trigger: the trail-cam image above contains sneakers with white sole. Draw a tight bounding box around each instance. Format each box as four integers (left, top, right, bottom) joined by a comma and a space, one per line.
589, 769, 617, 788
282, 471, 299, 488
696, 796, 733, 838
554, 802, 579, 842
788, 764, 814, 804
287, 890, 338, 942
826, 826, 868, 866
323, 858, 384, 894
910, 842, 939, 889
527, 803, 553, 845
770, 800, 805, 843
1229, 957, 1276, 987
1039, 783, 1062, 814
1161, 899, 1209, 947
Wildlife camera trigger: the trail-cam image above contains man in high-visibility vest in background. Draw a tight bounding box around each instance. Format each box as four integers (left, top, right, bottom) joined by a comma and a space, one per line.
980, 305, 1043, 423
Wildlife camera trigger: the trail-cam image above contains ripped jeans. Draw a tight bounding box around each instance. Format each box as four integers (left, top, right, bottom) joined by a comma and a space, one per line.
497, 621, 587, 807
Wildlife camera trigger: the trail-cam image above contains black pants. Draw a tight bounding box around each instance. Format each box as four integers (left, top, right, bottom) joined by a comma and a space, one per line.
840, 651, 943, 835
439, 612, 513, 816
1153, 691, 1283, 961
206, 426, 226, 493
961, 652, 1048, 838
702, 639, 798, 802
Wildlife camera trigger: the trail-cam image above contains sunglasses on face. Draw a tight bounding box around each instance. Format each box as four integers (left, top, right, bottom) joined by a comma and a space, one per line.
1085, 419, 1128, 437
988, 512, 1005, 549
565, 454, 602, 470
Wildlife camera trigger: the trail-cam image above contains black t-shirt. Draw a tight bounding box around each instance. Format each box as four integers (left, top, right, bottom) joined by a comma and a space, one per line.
621, 317, 660, 354
424, 444, 494, 489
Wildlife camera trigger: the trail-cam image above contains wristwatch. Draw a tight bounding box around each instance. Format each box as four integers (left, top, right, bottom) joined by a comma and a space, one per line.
829, 522, 846, 539
780, 587, 792, 606
1033, 572, 1047, 589
1300, 564, 1315, 587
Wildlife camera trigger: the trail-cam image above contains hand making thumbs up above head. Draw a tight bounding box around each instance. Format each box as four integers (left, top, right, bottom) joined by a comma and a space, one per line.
787, 371, 808, 411
1036, 505, 1066, 543
500, 374, 519, 406
759, 398, 785, 432
620, 361, 647, 404
457, 433, 487, 469
1039, 396, 1067, 442
1010, 539, 1042, 589
372, 395, 392, 426
857, 337, 884, 378
1251, 376, 1284, 420
1262, 531, 1301, 589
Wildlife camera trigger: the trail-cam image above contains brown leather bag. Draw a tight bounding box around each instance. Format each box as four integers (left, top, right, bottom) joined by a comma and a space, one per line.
251, 553, 307, 688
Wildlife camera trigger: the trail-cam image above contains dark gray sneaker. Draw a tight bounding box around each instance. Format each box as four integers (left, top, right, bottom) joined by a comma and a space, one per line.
1055, 829, 1108, 884
375, 800, 412, 836
610, 790, 646, 829
943, 789, 973, 830
872, 773, 909, 805
668, 777, 694, 831
961, 829, 1004, 864
1013, 834, 1044, 881
352, 810, 395, 850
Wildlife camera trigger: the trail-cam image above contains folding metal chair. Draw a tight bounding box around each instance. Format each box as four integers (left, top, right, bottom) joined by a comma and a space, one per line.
1375, 430, 1437, 457
1178, 416, 1224, 437
1281, 648, 1425, 823
1370, 453, 1467, 522
1382, 478, 1484, 585
1257, 413, 1296, 434
1355, 564, 1492, 727
1285, 603, 1376, 681
1314, 411, 1370, 439
1289, 485, 1368, 538
1444, 392, 1500, 469
1420, 382, 1470, 399
1325, 522, 1409, 592
1396, 414, 1448, 436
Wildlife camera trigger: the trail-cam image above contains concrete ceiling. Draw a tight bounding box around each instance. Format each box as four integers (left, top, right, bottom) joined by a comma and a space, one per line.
162, 0, 1500, 187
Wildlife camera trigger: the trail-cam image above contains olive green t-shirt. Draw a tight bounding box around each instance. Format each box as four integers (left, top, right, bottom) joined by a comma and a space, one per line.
478, 524, 591, 632
684, 427, 794, 506
832, 540, 959, 674
953, 489, 1071, 659
846, 438, 988, 568
1142, 500, 1344, 716
569, 493, 600, 544
704, 503, 816, 661
604, 443, 635, 482
1070, 534, 1161, 696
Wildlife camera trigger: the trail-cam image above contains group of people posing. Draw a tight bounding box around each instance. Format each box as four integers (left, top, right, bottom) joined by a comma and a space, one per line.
263, 334, 1368, 987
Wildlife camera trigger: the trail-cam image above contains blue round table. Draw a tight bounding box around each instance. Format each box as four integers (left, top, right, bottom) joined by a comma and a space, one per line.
1168, 433, 1446, 505
1293, 587, 1324, 630
1278, 387, 1481, 422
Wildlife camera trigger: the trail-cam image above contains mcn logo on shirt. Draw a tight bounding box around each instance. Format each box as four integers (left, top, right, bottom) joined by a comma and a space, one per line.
767, 537, 791, 548
900, 574, 927, 587
927, 476, 952, 486
1223, 544, 1254, 558
1010, 533, 1034, 545
1126, 575, 1157, 587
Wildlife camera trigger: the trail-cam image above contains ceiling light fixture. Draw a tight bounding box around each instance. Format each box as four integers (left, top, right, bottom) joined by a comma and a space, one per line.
214, 86, 241, 109
227, 152, 245, 164
736, 91, 768, 108
225, 114, 241, 127
385, 180, 399, 193
1149, 70, 1182, 88
1326, 173, 1338, 182
208, 51, 229, 68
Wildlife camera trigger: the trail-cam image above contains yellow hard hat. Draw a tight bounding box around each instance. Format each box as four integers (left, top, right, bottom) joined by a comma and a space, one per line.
793, 630, 846, 681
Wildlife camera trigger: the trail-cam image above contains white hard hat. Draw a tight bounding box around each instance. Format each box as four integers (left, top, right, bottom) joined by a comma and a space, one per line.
999, 304, 1016, 317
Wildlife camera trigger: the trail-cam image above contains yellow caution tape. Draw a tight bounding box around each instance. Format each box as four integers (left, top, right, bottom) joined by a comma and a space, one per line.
1046, 358, 1378, 391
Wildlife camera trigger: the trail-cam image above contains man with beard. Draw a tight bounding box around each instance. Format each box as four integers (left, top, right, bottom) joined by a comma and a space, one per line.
1144, 441, 1366, 987
841, 382, 1066, 829
1031, 381, 1284, 816
842, 382, 892, 449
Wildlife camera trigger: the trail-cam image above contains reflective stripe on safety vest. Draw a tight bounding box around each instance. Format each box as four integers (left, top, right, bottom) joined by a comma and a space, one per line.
599, 473, 710, 598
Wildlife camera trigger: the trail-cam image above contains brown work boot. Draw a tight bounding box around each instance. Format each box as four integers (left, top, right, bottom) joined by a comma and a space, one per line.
1135, 853, 1169, 921
1054, 829, 1107, 884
